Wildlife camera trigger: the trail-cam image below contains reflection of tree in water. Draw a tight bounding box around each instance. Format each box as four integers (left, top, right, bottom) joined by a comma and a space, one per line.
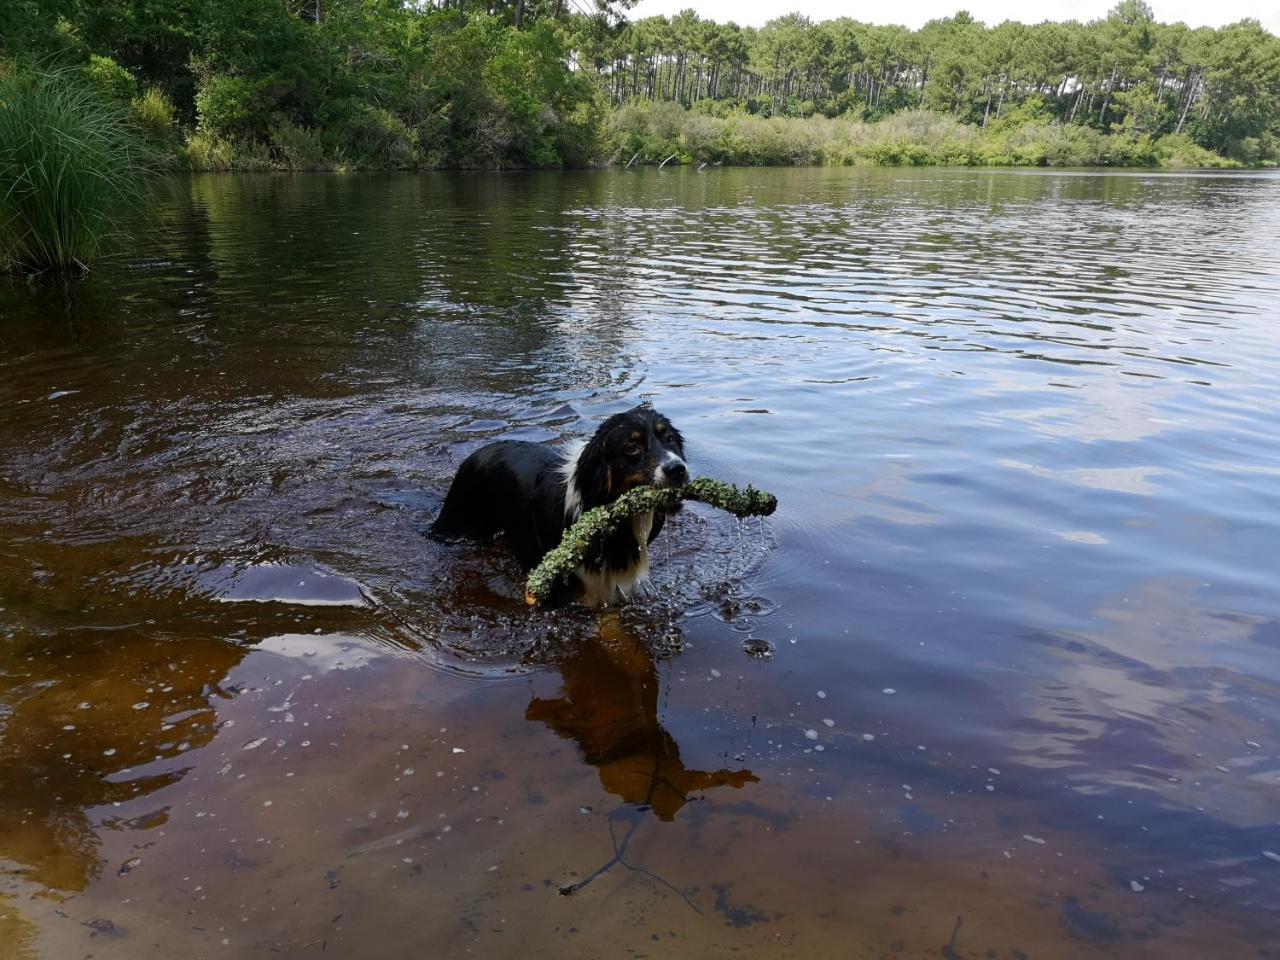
180, 172, 637, 402
527, 612, 757, 822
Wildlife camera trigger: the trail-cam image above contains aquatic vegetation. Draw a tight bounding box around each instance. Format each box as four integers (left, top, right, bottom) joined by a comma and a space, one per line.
525, 479, 778, 605
0, 69, 155, 273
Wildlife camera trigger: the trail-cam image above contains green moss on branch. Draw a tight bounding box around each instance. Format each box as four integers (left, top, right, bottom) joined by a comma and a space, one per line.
525, 478, 777, 605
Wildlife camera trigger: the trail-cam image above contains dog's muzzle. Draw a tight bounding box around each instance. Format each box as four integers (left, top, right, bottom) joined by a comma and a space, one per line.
654, 454, 689, 487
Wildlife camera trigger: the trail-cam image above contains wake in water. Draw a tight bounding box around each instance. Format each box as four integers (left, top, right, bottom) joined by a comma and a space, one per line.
380, 501, 780, 675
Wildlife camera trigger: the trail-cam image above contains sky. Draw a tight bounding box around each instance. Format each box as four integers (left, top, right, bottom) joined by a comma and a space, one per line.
627, 0, 1280, 33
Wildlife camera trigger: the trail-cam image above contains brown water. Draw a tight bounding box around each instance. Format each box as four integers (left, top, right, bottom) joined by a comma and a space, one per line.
2, 168, 1280, 958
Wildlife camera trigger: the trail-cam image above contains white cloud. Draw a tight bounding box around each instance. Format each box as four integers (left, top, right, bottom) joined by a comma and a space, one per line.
627, 0, 1280, 33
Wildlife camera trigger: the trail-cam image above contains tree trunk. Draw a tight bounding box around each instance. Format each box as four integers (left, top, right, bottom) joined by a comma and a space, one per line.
1099, 66, 1118, 127
1175, 74, 1196, 133
514, 0, 525, 28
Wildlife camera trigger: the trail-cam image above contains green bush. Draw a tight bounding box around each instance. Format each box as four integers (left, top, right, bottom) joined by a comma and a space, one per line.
185, 130, 235, 171
604, 99, 686, 162
194, 74, 268, 139
1106, 132, 1159, 166
0, 69, 155, 272
1153, 133, 1238, 168
82, 54, 136, 102
130, 87, 177, 142
331, 102, 417, 169
232, 138, 273, 171
471, 19, 600, 168
270, 119, 328, 170
975, 120, 1109, 166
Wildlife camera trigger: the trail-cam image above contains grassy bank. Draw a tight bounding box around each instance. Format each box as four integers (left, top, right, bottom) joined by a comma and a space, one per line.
603, 101, 1242, 169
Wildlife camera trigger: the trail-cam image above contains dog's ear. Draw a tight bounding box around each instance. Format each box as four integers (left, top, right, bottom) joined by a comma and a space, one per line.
575, 424, 616, 508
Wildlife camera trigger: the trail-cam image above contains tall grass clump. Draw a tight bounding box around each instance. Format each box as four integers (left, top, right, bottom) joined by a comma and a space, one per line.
0, 68, 154, 273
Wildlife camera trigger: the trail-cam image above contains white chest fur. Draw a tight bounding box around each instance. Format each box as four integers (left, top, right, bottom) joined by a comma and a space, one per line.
574, 510, 653, 607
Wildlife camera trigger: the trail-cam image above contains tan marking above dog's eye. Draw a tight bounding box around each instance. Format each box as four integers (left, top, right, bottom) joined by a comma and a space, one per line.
655, 423, 666, 435
630, 431, 642, 442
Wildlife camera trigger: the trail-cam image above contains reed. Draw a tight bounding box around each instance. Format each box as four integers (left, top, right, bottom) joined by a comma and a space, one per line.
0, 68, 154, 273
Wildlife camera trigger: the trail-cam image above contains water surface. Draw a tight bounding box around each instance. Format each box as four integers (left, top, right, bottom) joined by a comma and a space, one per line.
2, 168, 1279, 958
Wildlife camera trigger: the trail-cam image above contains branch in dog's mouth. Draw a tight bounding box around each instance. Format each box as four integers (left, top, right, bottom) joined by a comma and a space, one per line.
524, 479, 778, 606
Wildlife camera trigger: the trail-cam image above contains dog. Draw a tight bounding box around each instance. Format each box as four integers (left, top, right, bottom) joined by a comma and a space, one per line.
431, 405, 687, 607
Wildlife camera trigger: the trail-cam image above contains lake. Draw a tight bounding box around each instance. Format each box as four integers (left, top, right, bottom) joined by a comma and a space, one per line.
2, 167, 1279, 958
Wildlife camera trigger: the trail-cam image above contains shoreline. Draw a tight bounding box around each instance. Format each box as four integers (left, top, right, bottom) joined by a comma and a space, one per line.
176, 158, 1265, 173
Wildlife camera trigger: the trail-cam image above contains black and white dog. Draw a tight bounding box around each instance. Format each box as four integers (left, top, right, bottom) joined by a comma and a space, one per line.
431, 405, 688, 607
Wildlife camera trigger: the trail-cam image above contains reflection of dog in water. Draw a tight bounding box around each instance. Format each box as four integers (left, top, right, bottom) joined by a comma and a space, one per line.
526, 614, 757, 820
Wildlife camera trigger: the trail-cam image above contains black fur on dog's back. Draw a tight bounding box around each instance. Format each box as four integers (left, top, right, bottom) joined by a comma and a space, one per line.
430, 440, 571, 571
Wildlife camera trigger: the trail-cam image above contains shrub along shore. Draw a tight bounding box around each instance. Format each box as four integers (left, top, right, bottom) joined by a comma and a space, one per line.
181, 99, 1243, 172
147, 115, 1242, 172
602, 101, 1238, 168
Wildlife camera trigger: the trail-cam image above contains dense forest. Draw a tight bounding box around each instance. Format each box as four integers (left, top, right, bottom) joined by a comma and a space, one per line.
585, 4, 1280, 161
2, 0, 1279, 170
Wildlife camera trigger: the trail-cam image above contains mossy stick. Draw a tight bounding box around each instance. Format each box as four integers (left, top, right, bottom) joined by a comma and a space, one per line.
525, 478, 777, 605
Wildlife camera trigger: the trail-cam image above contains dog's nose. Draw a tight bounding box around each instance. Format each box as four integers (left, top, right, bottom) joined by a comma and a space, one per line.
663, 460, 689, 485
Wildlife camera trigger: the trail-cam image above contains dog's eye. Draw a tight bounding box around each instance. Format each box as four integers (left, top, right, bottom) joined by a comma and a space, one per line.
623, 443, 642, 459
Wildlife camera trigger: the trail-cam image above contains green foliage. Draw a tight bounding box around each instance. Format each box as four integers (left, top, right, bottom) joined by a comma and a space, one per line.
185, 130, 236, 171
556, 90, 606, 168
330, 102, 418, 169
604, 100, 1240, 168
130, 88, 178, 142
0, 69, 155, 272
1153, 133, 1238, 168
82, 54, 136, 102
585, 3, 1280, 164
184, 131, 276, 171
269, 120, 328, 170
194, 74, 268, 139
8, 1, 1275, 169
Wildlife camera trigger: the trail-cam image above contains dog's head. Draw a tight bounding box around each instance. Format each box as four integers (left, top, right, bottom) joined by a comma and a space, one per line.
573, 405, 687, 510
